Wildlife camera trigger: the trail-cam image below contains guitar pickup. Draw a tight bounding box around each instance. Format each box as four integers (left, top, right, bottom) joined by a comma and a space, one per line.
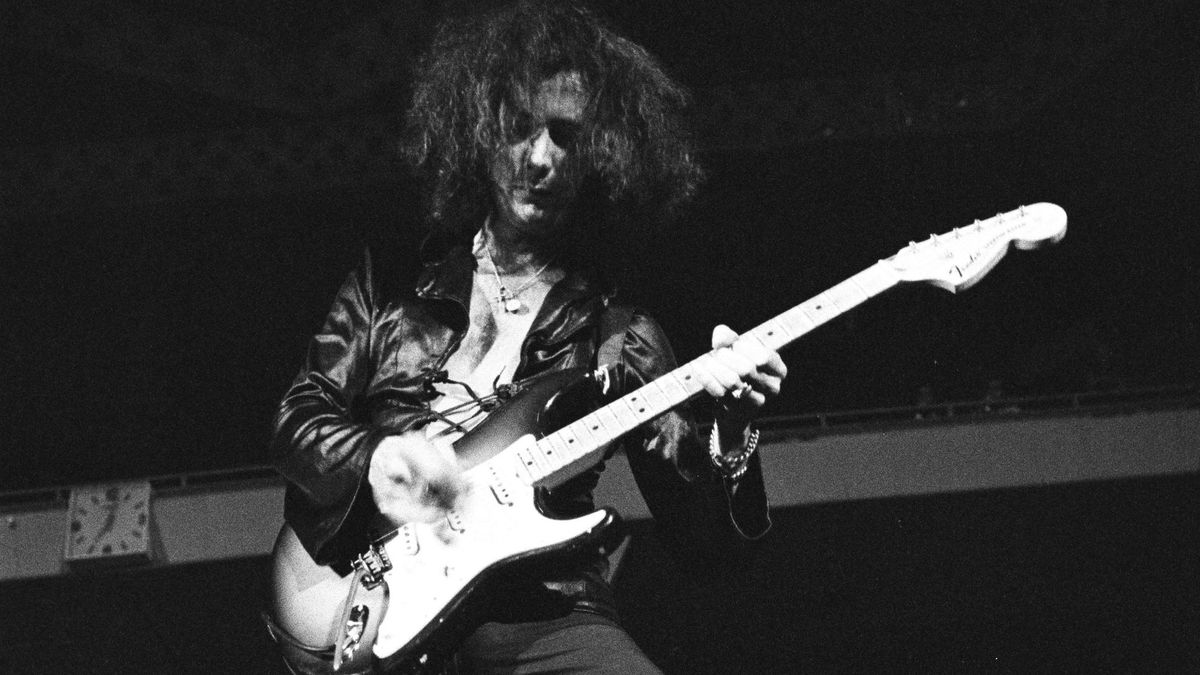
396, 524, 419, 556
489, 483, 513, 506
488, 466, 514, 506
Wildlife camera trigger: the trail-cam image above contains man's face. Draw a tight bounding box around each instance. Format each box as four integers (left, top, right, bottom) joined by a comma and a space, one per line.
489, 71, 586, 238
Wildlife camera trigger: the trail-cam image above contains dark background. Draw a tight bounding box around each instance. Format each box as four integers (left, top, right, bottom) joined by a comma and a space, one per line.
3, 0, 1198, 489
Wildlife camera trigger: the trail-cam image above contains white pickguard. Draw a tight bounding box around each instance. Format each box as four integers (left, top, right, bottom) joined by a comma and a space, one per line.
371, 434, 609, 659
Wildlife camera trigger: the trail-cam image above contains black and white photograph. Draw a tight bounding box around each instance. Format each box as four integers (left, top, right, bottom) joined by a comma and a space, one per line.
2, 1, 1197, 672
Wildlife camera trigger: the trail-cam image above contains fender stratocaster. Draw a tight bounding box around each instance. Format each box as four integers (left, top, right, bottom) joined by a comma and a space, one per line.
269, 203, 1068, 673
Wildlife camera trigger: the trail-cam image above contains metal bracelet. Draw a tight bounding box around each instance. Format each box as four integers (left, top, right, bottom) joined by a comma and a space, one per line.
708, 423, 759, 479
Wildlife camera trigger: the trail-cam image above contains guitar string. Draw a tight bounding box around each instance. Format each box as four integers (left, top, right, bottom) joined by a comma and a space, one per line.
421, 372, 521, 436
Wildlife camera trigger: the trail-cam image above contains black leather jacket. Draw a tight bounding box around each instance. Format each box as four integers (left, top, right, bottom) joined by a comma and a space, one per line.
271, 242, 770, 618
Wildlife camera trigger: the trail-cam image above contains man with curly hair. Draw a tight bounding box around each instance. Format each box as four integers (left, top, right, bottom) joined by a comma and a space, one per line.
270, 2, 787, 672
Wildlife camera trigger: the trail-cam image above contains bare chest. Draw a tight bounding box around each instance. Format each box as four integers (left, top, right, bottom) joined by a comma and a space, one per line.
441, 272, 555, 393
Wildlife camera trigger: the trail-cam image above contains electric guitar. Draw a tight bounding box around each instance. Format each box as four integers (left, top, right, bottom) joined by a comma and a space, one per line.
268, 203, 1068, 673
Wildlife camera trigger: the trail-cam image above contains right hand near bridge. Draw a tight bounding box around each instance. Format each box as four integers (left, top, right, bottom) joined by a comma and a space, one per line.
368, 432, 465, 525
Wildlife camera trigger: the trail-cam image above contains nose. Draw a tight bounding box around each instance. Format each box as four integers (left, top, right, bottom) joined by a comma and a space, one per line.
525, 127, 562, 181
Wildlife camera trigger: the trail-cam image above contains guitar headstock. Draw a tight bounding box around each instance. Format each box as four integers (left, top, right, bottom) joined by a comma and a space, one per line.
884, 202, 1067, 293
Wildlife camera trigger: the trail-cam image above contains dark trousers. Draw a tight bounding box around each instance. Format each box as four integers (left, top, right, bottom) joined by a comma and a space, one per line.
451, 612, 662, 674
271, 610, 661, 674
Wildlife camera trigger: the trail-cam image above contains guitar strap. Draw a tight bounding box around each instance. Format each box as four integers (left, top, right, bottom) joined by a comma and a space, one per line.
596, 302, 634, 389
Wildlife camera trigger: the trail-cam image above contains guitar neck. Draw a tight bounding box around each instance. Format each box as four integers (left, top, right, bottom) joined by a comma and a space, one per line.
527, 260, 901, 488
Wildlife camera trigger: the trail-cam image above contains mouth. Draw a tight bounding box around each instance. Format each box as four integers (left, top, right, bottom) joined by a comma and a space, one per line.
518, 185, 557, 204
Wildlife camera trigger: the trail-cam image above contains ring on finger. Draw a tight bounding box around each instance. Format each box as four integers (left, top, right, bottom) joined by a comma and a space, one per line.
729, 383, 753, 400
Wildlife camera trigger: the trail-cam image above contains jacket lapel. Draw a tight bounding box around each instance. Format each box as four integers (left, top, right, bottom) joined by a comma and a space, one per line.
414, 242, 615, 375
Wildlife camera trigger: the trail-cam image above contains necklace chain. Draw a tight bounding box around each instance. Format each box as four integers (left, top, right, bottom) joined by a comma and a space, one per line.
483, 240, 554, 313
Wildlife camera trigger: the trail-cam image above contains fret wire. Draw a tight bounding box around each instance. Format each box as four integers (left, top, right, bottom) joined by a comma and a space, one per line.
642, 378, 675, 413
800, 293, 839, 327
799, 303, 824, 326
750, 318, 792, 351
525, 255, 921, 487
539, 434, 571, 477
509, 449, 537, 485
607, 401, 639, 431
519, 441, 552, 478
617, 392, 654, 426
857, 263, 898, 297
672, 363, 704, 398
594, 405, 624, 438
577, 411, 606, 441
585, 410, 622, 449
534, 433, 562, 468
568, 416, 605, 452
679, 366, 706, 397
554, 427, 585, 461
739, 328, 776, 354
545, 432, 577, 464
554, 425, 587, 463
850, 269, 881, 298
783, 306, 816, 335
514, 444, 534, 474
773, 316, 809, 345
654, 370, 693, 406
829, 279, 868, 310
538, 443, 562, 477
542, 260, 904, 480
541, 370, 696, 465
819, 288, 845, 310
534, 435, 562, 470
589, 411, 621, 447
677, 356, 711, 394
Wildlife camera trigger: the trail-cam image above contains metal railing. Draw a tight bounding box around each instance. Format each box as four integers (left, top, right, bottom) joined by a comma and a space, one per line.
2, 383, 1194, 510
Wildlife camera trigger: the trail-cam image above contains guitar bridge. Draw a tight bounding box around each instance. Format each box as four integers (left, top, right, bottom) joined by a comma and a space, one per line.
352, 543, 392, 590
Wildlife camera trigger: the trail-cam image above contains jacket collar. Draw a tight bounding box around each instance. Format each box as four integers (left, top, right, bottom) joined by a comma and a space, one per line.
414, 243, 476, 309
413, 242, 613, 346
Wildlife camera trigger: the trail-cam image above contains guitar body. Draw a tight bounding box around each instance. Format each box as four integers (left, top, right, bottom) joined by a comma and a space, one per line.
270, 524, 389, 674
370, 464, 621, 673
270, 368, 625, 674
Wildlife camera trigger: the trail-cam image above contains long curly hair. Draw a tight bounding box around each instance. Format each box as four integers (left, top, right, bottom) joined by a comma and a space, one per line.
402, 0, 704, 249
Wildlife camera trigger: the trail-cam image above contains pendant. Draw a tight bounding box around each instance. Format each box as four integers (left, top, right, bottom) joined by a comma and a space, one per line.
497, 288, 524, 314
